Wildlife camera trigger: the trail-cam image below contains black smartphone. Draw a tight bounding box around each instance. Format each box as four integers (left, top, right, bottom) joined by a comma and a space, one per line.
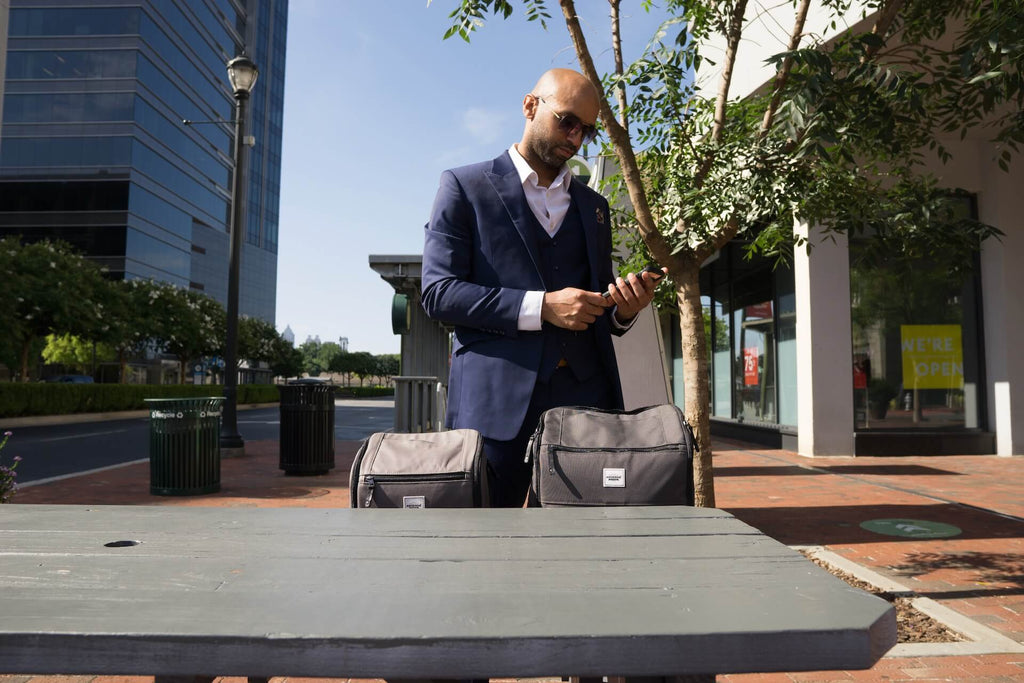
602, 264, 664, 298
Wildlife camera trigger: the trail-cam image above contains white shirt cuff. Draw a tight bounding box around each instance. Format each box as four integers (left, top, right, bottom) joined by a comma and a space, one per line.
517, 290, 545, 331
611, 307, 637, 331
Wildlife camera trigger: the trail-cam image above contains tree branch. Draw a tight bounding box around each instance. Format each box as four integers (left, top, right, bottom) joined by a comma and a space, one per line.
693, 0, 749, 189
711, 0, 749, 145
559, 0, 674, 267
866, 0, 906, 60
609, 0, 629, 131
759, 0, 812, 136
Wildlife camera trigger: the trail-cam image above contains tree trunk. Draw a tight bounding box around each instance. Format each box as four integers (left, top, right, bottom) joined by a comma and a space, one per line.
19, 339, 31, 383
677, 260, 715, 507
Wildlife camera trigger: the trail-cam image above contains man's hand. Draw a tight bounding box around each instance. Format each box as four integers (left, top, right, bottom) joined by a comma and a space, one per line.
606, 267, 667, 324
542, 288, 611, 331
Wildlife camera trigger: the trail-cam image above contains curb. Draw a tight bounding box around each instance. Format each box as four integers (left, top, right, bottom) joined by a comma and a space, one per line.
800, 546, 1024, 657
1, 403, 277, 429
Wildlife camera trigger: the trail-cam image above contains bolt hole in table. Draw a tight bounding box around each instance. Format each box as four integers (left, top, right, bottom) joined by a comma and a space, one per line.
0, 506, 895, 681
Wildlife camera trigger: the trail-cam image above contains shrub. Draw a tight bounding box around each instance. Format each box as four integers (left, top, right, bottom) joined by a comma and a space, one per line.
0, 383, 281, 418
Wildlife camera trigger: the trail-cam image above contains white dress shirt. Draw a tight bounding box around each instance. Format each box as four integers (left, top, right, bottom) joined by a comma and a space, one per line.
508, 145, 630, 332
509, 144, 571, 330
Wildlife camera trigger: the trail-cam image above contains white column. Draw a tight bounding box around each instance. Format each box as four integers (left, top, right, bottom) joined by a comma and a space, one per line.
794, 220, 855, 456
979, 162, 1024, 456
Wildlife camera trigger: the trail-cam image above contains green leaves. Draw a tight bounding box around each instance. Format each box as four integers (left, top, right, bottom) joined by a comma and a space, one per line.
441, 0, 549, 42
0, 237, 111, 379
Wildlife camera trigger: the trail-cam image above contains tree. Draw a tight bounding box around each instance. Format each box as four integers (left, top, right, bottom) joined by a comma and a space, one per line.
237, 316, 281, 370
327, 350, 355, 386
101, 279, 166, 383
437, 0, 1016, 505
41, 334, 116, 373
300, 340, 343, 378
377, 353, 401, 384
270, 336, 305, 380
328, 350, 374, 386
0, 238, 110, 381
348, 351, 378, 386
144, 283, 225, 383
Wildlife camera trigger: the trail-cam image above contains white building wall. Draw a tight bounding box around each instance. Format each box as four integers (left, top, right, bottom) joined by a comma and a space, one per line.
696, 1, 873, 97
978, 165, 1024, 455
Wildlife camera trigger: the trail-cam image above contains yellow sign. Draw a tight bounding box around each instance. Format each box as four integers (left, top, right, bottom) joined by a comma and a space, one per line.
900, 325, 963, 389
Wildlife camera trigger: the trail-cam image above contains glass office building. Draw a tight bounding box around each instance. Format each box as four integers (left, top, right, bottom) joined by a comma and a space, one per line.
0, 0, 288, 322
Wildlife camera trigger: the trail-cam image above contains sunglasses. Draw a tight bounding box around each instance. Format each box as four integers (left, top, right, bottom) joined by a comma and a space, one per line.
534, 96, 599, 145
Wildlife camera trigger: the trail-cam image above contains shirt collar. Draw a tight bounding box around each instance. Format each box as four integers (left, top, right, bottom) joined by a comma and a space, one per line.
509, 144, 573, 192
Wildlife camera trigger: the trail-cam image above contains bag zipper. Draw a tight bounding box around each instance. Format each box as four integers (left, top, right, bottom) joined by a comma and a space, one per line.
549, 444, 683, 453
362, 472, 470, 507
524, 418, 545, 464
682, 417, 699, 452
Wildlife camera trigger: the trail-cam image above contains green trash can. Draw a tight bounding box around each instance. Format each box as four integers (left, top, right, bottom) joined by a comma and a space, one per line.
278, 383, 336, 475
145, 397, 224, 496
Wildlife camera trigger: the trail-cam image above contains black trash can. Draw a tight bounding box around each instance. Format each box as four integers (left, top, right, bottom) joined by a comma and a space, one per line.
278, 382, 336, 475
145, 397, 223, 496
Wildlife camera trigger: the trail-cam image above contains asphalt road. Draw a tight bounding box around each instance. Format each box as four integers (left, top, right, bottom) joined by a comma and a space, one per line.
3, 399, 394, 485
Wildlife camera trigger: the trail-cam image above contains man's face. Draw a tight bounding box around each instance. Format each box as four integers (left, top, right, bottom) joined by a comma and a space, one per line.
526, 90, 599, 172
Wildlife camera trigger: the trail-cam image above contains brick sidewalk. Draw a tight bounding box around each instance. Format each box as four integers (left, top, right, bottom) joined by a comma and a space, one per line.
4, 439, 1023, 682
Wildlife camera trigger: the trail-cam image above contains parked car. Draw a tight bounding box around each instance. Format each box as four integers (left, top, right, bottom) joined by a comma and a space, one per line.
287, 377, 330, 385
45, 374, 95, 383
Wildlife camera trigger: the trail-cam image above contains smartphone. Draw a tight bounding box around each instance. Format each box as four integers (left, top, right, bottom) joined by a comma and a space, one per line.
602, 264, 664, 298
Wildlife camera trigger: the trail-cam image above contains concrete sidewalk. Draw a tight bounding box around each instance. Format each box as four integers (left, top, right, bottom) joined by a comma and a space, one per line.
3, 438, 1023, 682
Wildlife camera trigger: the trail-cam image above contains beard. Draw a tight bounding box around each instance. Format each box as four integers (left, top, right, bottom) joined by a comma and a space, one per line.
528, 136, 576, 173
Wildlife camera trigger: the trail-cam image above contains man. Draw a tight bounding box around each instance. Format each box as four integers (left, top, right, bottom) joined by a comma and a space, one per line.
421, 68, 661, 507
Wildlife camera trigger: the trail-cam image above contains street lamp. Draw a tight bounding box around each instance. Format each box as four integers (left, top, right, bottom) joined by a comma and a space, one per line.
220, 54, 258, 455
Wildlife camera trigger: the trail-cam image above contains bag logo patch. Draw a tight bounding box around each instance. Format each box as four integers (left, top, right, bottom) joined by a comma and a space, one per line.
403, 496, 426, 508
603, 468, 626, 488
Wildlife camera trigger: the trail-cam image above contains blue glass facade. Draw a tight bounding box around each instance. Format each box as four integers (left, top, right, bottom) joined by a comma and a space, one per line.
0, 0, 287, 322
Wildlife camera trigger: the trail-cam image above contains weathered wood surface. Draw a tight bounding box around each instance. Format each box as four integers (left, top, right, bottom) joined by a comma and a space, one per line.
0, 505, 896, 678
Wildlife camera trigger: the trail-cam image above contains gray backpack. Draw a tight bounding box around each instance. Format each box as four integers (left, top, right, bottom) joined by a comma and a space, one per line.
349, 430, 490, 508
526, 404, 696, 507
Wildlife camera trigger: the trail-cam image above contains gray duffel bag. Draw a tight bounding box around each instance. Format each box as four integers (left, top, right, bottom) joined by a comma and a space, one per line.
349, 429, 490, 508
526, 404, 696, 507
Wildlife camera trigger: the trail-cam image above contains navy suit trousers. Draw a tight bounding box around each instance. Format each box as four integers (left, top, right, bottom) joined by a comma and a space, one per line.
483, 367, 614, 508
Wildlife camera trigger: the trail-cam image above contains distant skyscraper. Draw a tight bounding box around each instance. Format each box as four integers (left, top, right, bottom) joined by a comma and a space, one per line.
0, 0, 9, 130
0, 0, 288, 322
281, 324, 294, 345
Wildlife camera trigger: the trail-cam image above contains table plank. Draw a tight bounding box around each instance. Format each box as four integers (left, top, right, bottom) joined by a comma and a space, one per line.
0, 505, 896, 678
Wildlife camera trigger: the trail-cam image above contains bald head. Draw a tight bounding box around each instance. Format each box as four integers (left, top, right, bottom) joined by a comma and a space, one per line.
531, 68, 602, 109
516, 68, 601, 185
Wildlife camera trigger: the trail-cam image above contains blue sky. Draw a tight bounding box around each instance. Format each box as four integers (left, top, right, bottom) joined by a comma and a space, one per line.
275, 1, 670, 354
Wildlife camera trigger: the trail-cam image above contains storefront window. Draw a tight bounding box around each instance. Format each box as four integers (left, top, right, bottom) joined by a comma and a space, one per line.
849, 197, 984, 430
776, 264, 798, 426
712, 281, 732, 418
665, 243, 795, 426
729, 253, 777, 424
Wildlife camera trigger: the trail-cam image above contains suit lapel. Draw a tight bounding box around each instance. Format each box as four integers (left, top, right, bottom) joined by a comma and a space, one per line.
485, 152, 544, 282
570, 180, 602, 291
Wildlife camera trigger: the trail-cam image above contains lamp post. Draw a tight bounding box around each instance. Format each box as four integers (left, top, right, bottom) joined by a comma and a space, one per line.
220, 54, 258, 455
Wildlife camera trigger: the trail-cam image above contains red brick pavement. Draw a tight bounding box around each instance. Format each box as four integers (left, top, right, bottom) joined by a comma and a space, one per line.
4, 438, 1023, 682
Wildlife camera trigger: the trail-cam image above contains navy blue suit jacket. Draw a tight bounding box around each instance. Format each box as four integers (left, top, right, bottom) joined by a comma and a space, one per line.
421, 151, 625, 441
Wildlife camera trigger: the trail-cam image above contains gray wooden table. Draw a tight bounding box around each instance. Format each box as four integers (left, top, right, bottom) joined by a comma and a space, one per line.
0, 505, 896, 680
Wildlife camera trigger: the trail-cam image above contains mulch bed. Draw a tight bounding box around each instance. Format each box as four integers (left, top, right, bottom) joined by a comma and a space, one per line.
799, 550, 965, 643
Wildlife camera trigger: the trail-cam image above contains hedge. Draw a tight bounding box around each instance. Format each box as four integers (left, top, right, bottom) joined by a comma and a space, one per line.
0, 383, 283, 418
334, 386, 395, 398
0, 383, 396, 418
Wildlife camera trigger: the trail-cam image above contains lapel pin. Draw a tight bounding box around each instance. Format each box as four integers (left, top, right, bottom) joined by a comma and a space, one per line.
595, 207, 605, 224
